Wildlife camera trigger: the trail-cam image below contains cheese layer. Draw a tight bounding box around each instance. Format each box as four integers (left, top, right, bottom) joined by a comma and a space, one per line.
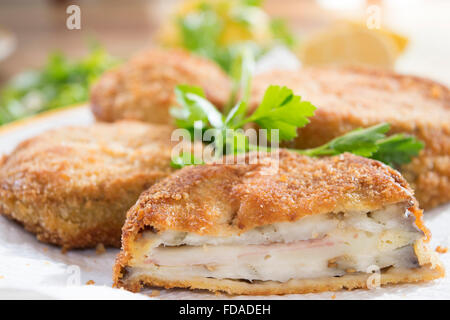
129, 205, 423, 282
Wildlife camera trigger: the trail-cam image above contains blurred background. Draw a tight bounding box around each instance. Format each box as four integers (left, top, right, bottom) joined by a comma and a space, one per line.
0, 0, 449, 125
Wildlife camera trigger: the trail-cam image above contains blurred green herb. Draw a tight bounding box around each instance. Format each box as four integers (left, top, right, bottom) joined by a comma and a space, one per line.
226, 46, 255, 112
270, 18, 296, 48
176, 0, 296, 73
0, 44, 120, 125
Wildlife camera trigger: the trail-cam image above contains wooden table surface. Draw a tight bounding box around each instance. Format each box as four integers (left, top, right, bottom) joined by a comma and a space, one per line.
0, 0, 339, 85
1, 0, 449, 85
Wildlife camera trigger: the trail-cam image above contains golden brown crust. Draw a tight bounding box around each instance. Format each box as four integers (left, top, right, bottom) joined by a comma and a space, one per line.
0, 121, 178, 249
113, 151, 434, 292
115, 265, 445, 295
90, 48, 231, 124
121, 151, 415, 237
250, 67, 450, 209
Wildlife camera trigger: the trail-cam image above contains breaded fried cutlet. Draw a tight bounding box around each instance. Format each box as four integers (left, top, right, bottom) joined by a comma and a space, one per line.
114, 150, 443, 294
90, 49, 231, 125
0, 121, 181, 249
250, 67, 450, 209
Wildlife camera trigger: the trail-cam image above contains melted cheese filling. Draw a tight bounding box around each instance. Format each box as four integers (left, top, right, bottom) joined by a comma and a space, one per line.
128, 205, 423, 282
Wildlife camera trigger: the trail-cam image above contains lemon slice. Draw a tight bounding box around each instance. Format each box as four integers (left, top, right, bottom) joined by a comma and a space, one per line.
345, 20, 409, 54
299, 23, 406, 69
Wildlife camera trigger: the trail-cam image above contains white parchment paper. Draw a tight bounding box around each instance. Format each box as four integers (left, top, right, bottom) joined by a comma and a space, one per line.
0, 48, 449, 299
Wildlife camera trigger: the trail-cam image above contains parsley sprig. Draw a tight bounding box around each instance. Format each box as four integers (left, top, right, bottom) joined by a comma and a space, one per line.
294, 123, 424, 167
169, 82, 316, 168
169, 50, 423, 169
170, 84, 424, 169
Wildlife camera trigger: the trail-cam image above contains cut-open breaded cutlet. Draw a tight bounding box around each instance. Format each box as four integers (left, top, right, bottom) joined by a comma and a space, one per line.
250, 67, 450, 209
90, 48, 231, 125
113, 150, 443, 295
0, 121, 180, 249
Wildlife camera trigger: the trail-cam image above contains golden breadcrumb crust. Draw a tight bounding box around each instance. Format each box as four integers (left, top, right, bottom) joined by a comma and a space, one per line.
119, 151, 416, 237
113, 151, 443, 293
90, 48, 231, 125
250, 67, 450, 209
0, 121, 178, 249
115, 265, 444, 295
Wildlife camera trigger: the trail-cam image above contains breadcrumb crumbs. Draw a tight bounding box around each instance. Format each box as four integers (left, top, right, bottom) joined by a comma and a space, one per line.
327, 258, 337, 268
96, 243, 106, 255
86, 280, 95, 285
436, 246, 448, 254
430, 85, 442, 98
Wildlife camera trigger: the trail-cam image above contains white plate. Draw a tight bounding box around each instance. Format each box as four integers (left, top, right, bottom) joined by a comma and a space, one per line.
0, 104, 449, 299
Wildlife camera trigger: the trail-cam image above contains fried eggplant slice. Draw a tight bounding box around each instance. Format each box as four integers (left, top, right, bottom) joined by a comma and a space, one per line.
114, 150, 443, 295
250, 67, 450, 209
0, 121, 180, 249
90, 48, 231, 125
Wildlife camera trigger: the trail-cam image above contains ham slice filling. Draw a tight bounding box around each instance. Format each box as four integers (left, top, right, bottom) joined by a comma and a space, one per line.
129, 205, 423, 282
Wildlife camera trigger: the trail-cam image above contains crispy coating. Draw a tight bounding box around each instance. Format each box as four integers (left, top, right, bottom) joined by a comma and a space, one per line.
119, 151, 416, 237
0, 121, 180, 249
250, 67, 450, 209
116, 265, 444, 295
90, 48, 231, 124
113, 151, 443, 293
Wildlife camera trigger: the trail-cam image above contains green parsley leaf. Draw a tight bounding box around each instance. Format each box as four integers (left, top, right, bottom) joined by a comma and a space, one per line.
244, 85, 316, 141
295, 123, 424, 167
170, 85, 224, 130
372, 134, 424, 167
224, 101, 247, 128
301, 123, 390, 157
